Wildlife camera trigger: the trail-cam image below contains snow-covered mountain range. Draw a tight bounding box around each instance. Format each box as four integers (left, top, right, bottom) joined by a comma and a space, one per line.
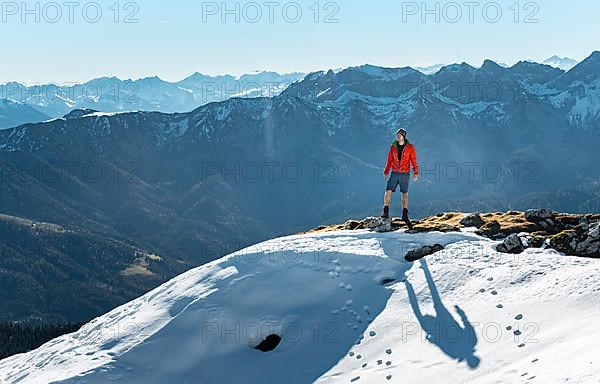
0, 71, 305, 129
1, 225, 598, 383
414, 55, 577, 75
0, 55, 584, 130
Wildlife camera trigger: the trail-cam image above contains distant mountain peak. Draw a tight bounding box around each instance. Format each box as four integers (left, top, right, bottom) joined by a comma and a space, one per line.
543, 55, 579, 71
586, 51, 600, 61
414, 63, 445, 75
481, 59, 506, 70
438, 62, 476, 73
138, 75, 164, 83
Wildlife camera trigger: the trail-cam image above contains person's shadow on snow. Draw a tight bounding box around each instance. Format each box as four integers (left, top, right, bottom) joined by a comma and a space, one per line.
404, 259, 481, 369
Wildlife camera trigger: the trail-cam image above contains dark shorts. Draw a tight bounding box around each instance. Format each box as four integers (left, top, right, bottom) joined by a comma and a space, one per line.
386, 172, 410, 193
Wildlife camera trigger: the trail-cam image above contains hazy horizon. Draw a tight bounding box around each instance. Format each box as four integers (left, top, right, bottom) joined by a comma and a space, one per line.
0, 52, 595, 86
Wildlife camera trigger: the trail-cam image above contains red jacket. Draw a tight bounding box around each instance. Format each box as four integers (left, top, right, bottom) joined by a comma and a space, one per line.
384, 141, 418, 176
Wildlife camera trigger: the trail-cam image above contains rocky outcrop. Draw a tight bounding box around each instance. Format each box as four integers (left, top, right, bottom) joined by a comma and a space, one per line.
550, 221, 600, 258
307, 210, 600, 259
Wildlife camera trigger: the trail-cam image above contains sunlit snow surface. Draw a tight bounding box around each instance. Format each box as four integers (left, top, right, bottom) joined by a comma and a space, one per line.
1, 229, 599, 384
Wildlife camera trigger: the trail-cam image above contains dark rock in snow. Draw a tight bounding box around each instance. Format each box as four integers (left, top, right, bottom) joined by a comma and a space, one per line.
460, 213, 485, 228
497, 233, 526, 254
520, 235, 546, 248
254, 334, 282, 352
405, 244, 444, 262
574, 222, 600, 257
364, 217, 393, 233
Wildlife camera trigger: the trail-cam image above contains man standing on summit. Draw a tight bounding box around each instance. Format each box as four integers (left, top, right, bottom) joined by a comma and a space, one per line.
381, 128, 419, 223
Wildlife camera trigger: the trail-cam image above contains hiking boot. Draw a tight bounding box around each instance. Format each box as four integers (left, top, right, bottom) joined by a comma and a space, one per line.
402, 208, 410, 221
381, 206, 389, 219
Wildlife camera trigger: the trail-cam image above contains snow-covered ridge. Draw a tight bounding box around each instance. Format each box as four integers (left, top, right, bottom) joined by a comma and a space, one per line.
81, 111, 139, 118
0, 71, 306, 129
1, 226, 599, 384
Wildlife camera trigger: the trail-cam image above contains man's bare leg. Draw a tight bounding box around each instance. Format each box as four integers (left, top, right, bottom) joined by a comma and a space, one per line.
381, 190, 392, 218
402, 192, 408, 210
384, 190, 392, 207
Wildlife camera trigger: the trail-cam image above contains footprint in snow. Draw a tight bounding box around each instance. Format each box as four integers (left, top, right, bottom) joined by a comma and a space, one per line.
514, 330, 522, 336
386, 361, 392, 366
491, 290, 498, 295
515, 314, 524, 320
496, 304, 504, 309
377, 360, 383, 365
369, 331, 376, 337
361, 363, 367, 368
385, 349, 392, 355
351, 376, 360, 382
386, 375, 392, 380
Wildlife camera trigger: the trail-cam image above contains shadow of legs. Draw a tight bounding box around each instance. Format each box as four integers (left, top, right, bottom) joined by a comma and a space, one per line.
404, 259, 481, 368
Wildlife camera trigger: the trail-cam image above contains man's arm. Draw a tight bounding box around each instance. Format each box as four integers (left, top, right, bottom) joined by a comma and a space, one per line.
410, 145, 419, 180
384, 145, 393, 176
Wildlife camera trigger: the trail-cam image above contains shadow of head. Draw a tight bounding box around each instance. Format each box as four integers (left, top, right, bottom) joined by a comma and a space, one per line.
465, 355, 481, 369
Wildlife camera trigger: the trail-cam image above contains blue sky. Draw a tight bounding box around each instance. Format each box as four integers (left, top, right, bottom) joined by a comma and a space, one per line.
1, 0, 598, 83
